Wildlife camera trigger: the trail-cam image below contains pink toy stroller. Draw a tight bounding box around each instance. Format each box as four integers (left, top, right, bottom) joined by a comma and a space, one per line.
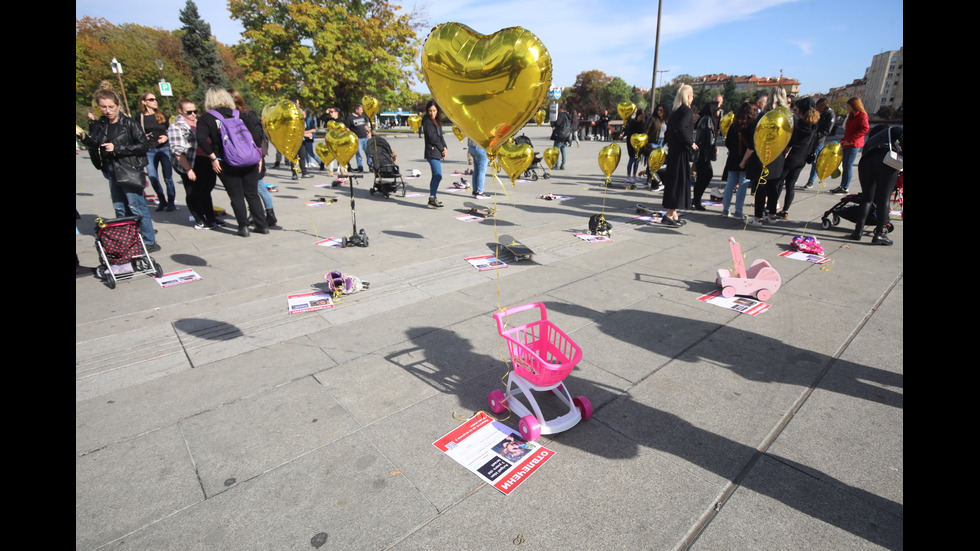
715, 237, 781, 301
488, 303, 592, 441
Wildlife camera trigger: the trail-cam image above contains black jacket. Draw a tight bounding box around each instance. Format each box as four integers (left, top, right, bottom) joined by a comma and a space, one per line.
82, 113, 150, 171
422, 117, 447, 160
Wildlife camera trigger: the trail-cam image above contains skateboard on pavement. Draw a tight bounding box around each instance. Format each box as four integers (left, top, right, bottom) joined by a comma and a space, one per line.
497, 234, 534, 262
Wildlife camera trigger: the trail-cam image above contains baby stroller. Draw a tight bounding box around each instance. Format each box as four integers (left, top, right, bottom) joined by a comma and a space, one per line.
513, 134, 548, 181
94, 216, 163, 289
488, 303, 592, 441
820, 193, 895, 234
364, 136, 406, 198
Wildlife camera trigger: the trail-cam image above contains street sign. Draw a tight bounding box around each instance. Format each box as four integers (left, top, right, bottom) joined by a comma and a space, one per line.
159, 81, 173, 97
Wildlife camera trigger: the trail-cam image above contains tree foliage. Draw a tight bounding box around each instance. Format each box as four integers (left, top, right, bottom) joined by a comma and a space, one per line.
228, 0, 423, 112
179, 0, 227, 97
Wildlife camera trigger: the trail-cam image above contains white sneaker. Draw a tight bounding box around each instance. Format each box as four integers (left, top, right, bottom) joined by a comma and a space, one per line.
746, 217, 764, 226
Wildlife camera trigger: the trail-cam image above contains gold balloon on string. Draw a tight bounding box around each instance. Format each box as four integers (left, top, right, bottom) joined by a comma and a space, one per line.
497, 141, 534, 183
617, 102, 636, 122
90, 99, 103, 118
535, 109, 547, 126
314, 143, 335, 167
326, 120, 345, 132
262, 100, 305, 162
753, 108, 794, 166
326, 129, 359, 167
648, 148, 666, 174
420, 22, 552, 155
720, 112, 734, 139
542, 147, 559, 170
452, 124, 465, 142
816, 141, 844, 181
407, 115, 422, 133
629, 133, 648, 158
361, 95, 379, 120
598, 143, 621, 180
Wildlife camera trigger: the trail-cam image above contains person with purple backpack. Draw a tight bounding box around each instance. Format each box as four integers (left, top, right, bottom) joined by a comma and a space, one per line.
196, 86, 268, 237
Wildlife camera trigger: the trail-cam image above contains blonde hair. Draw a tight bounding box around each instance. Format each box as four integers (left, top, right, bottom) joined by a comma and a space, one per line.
771, 87, 789, 110
92, 80, 120, 107
673, 84, 693, 111
204, 86, 236, 111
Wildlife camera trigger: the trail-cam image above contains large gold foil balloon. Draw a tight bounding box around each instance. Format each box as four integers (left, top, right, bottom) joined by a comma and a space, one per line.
816, 141, 844, 181
720, 112, 734, 139
629, 133, 648, 158
361, 95, 379, 120
326, 129, 359, 167
420, 22, 553, 155
648, 148, 666, 174
535, 109, 547, 126
407, 115, 422, 133
262, 100, 305, 162
452, 124, 465, 142
497, 141, 534, 183
598, 143, 621, 179
542, 147, 559, 170
327, 120, 345, 132
753, 108, 794, 166
314, 143, 335, 167
617, 102, 636, 122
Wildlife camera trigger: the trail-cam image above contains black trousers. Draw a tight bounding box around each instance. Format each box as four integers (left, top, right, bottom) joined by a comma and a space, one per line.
218, 163, 267, 230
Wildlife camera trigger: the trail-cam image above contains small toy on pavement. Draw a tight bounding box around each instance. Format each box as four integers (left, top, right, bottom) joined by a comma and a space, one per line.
715, 236, 781, 301
791, 235, 824, 255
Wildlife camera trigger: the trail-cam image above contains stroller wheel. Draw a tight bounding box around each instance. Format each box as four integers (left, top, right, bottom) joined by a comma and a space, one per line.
153, 259, 163, 278
488, 390, 507, 414
96, 265, 107, 280
885, 222, 894, 234
531, 172, 538, 181
519, 415, 541, 441
543, 172, 550, 180
369, 187, 376, 195
341, 236, 349, 248
821, 218, 831, 230
832, 214, 841, 226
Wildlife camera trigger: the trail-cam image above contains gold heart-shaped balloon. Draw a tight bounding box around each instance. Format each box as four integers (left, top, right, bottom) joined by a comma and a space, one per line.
617, 102, 636, 122
648, 147, 666, 174
262, 100, 305, 161
497, 141, 534, 183
361, 95, 379, 120
534, 109, 546, 126
542, 147, 559, 170
407, 115, 422, 133
629, 133, 648, 158
452, 124, 465, 142
326, 129, 359, 167
598, 143, 621, 179
327, 120, 345, 132
816, 141, 843, 181
720, 112, 734, 140
90, 99, 103, 118
314, 142, 335, 166
420, 23, 552, 155
754, 108, 794, 166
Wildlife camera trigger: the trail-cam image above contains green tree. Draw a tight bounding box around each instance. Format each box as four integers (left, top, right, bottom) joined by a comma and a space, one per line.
179, 0, 227, 98
564, 70, 610, 115
601, 77, 632, 113
229, 0, 422, 112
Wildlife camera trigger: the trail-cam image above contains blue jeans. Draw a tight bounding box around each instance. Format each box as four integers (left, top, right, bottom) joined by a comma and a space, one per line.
722, 170, 748, 216
427, 158, 442, 197
257, 178, 274, 210
553, 140, 567, 168
146, 145, 175, 206
806, 144, 825, 185
356, 137, 370, 170
105, 163, 156, 244
468, 142, 488, 194
840, 146, 861, 191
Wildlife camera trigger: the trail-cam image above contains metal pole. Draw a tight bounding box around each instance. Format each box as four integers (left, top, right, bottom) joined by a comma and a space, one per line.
646, 0, 663, 135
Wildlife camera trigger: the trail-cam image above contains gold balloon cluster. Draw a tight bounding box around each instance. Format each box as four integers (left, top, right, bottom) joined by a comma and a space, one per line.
262, 100, 305, 162
420, 22, 552, 164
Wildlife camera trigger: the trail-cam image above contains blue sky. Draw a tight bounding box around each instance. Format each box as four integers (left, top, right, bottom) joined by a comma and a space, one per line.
77, 0, 903, 96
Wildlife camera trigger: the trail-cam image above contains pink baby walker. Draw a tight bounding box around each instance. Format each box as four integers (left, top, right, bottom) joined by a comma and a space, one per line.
715, 237, 781, 301
489, 303, 592, 441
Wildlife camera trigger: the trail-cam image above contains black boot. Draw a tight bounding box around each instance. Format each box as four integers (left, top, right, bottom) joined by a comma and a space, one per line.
849, 199, 872, 240
266, 209, 281, 229
871, 231, 893, 246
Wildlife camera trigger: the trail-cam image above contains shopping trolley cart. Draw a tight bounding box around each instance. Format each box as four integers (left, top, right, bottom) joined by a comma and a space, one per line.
488, 302, 592, 441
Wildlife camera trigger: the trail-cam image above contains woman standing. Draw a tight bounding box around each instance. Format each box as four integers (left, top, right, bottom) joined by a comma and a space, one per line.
720, 102, 756, 219
831, 97, 869, 195
746, 88, 792, 226
197, 86, 268, 236
767, 97, 819, 221
649, 103, 669, 148
661, 85, 696, 227
422, 100, 447, 209
76, 83, 159, 251
138, 92, 177, 211
852, 125, 902, 245
624, 110, 647, 184
230, 89, 280, 229
167, 98, 219, 229
692, 101, 720, 210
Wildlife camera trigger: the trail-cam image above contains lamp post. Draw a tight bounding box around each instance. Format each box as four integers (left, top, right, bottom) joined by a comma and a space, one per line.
155, 59, 173, 114
110, 57, 130, 116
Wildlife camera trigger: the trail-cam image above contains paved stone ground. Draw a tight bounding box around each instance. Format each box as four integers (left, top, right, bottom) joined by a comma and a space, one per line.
76, 123, 902, 550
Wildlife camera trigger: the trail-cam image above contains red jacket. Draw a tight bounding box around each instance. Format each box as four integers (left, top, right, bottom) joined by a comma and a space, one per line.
842, 111, 869, 149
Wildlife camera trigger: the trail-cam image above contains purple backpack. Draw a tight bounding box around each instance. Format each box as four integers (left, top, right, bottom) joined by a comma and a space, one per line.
208, 109, 261, 167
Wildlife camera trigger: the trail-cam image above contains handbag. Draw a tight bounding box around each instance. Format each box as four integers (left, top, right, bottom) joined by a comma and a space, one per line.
883, 127, 903, 170
114, 158, 146, 192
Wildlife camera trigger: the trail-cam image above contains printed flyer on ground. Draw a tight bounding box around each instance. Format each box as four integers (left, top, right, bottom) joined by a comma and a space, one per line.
574, 233, 612, 243
465, 254, 508, 271
155, 268, 202, 287
287, 291, 334, 314
778, 250, 831, 264
697, 289, 771, 316
433, 412, 555, 495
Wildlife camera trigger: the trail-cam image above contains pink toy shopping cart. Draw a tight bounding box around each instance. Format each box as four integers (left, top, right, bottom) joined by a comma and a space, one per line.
488, 303, 592, 441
